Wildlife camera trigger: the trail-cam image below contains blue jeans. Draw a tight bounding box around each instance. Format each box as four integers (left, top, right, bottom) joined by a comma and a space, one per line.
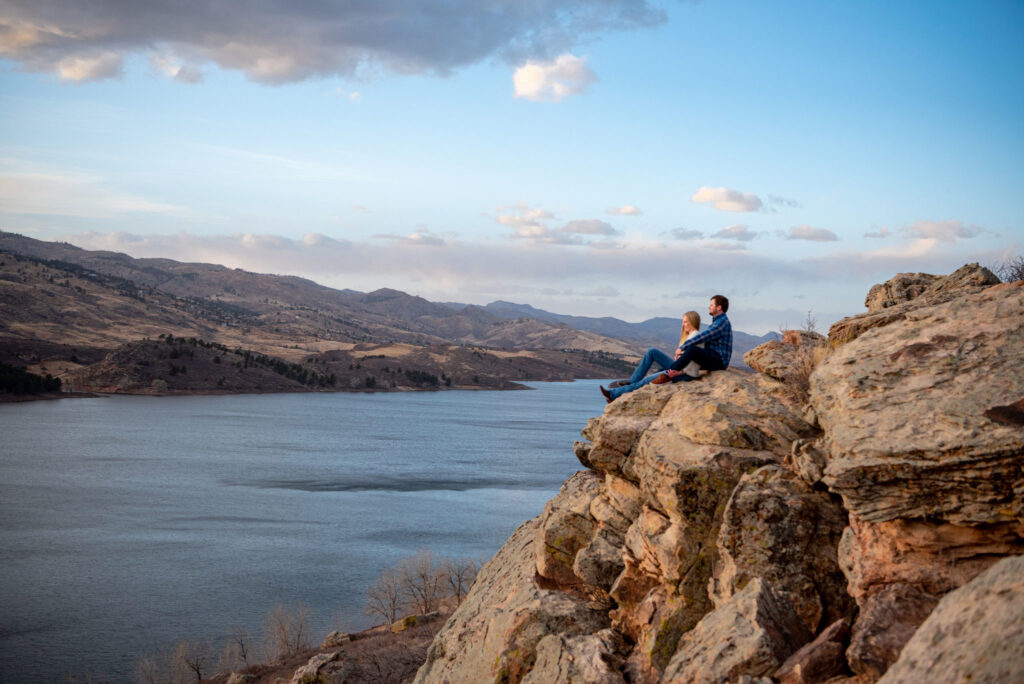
609, 347, 675, 399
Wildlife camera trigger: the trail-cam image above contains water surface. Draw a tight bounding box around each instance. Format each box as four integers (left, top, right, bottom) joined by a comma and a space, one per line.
0, 381, 606, 682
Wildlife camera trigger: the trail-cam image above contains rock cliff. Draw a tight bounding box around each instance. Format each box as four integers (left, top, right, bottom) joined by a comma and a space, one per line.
415, 264, 1024, 684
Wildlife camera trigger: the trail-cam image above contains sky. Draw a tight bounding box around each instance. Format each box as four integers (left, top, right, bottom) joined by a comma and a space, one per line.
1, 0, 1022, 335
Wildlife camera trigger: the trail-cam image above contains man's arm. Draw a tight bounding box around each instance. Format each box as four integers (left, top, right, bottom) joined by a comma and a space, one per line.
681, 317, 725, 350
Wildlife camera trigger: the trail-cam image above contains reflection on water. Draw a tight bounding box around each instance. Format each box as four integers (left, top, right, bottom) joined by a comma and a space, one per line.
0, 380, 606, 683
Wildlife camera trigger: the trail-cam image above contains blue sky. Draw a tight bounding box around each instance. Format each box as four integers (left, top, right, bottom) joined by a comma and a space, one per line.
1, 0, 1022, 334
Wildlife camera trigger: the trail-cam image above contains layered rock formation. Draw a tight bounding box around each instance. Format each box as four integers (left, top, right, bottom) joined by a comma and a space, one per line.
415, 266, 1024, 684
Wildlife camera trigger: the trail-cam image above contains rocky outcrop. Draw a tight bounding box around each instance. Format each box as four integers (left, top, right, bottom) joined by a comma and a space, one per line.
827, 263, 999, 344
878, 554, 1024, 684
416, 266, 1024, 684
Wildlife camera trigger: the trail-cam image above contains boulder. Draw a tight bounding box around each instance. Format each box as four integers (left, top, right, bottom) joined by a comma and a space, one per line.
812, 281, 1024, 526
522, 629, 628, 684
711, 466, 855, 633
845, 583, 939, 679
829, 263, 1000, 344
838, 514, 1024, 601
289, 651, 338, 684
414, 517, 611, 684
744, 330, 827, 390
320, 630, 351, 648
661, 578, 812, 684
775, 619, 850, 684
534, 470, 602, 586
878, 555, 1024, 684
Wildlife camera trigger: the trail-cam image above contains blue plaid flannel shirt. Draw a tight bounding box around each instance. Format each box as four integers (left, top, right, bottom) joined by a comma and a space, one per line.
680, 313, 732, 368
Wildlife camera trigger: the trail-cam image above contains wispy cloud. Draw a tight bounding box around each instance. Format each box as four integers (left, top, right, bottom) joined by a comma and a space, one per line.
864, 227, 891, 239
711, 224, 759, 241
782, 225, 839, 242
0, 168, 192, 219
560, 219, 617, 236
373, 229, 447, 246
901, 220, 981, 242
0, 2, 664, 84
670, 228, 704, 240
513, 53, 596, 102
691, 186, 763, 212
606, 205, 642, 216
768, 194, 801, 208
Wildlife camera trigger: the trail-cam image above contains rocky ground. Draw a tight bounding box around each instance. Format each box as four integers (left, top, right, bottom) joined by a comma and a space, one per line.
402, 264, 1024, 684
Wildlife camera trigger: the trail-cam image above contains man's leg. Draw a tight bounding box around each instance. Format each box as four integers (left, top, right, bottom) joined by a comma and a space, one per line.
669, 346, 725, 374
628, 347, 675, 384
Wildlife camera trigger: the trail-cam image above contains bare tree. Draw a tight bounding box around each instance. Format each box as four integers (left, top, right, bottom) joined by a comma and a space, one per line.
994, 255, 1024, 282
264, 602, 313, 659
365, 567, 404, 627
398, 550, 443, 614
174, 640, 212, 682
442, 557, 479, 604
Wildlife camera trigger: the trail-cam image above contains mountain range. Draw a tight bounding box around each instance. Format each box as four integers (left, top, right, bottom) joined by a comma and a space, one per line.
0, 231, 772, 395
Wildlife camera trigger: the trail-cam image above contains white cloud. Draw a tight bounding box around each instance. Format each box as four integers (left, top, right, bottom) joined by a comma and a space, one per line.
691, 186, 763, 212
711, 224, 759, 241
606, 205, 642, 216
902, 220, 981, 242
56, 51, 123, 82
513, 54, 596, 102
0, 2, 665, 84
864, 227, 891, 239
784, 225, 839, 242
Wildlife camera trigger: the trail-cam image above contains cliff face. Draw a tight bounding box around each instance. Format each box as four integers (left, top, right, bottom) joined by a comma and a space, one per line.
415, 265, 1024, 684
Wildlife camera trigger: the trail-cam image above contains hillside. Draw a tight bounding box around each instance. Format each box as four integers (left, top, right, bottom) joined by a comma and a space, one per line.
0, 232, 639, 394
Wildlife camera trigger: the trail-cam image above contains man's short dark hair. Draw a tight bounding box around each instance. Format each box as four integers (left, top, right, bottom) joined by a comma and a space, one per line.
711, 294, 729, 312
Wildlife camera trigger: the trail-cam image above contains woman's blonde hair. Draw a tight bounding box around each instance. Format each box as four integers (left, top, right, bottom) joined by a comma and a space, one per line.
679, 311, 701, 344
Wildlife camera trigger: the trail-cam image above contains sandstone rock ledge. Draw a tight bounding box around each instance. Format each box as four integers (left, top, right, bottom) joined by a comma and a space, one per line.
415, 266, 1024, 684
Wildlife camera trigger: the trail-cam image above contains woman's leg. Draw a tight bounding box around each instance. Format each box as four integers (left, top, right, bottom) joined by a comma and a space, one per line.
629, 348, 675, 384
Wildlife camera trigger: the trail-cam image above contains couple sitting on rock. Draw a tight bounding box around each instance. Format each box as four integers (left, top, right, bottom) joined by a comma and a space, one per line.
600, 295, 733, 403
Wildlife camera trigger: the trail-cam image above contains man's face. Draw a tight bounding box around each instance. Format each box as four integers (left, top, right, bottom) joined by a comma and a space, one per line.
708, 299, 722, 317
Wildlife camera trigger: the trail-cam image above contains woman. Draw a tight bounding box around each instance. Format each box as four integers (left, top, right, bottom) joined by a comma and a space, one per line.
600, 311, 702, 402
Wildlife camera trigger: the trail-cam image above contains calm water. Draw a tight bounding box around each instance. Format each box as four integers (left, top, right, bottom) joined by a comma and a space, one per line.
0, 381, 606, 683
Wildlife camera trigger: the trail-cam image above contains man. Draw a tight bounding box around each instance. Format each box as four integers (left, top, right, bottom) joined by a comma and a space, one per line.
656, 294, 732, 382
599, 295, 732, 403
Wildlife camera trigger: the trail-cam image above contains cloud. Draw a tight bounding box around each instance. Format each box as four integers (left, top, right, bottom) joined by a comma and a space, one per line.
0, 168, 192, 218
580, 286, 620, 297
373, 229, 447, 246
703, 241, 748, 251
670, 228, 704, 240
54, 51, 123, 82
901, 220, 981, 242
711, 224, 759, 242
0, 1, 665, 84
768, 194, 801, 208
691, 186, 763, 212
335, 88, 362, 102
150, 53, 202, 83
783, 225, 839, 242
513, 53, 596, 102
495, 205, 617, 245
560, 219, 617, 236
606, 205, 642, 216
864, 227, 891, 239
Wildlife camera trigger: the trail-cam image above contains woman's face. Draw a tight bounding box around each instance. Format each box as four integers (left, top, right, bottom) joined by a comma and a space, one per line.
683, 317, 694, 333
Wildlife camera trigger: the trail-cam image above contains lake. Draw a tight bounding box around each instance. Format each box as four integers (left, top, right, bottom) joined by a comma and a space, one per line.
0, 380, 607, 683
